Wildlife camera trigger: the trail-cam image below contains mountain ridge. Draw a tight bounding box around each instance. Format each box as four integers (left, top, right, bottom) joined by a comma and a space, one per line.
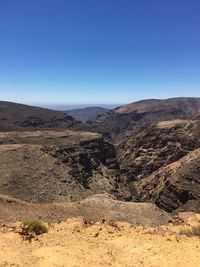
0, 97, 200, 213
65, 107, 109, 122
114, 97, 200, 114
86, 97, 200, 142
0, 100, 80, 131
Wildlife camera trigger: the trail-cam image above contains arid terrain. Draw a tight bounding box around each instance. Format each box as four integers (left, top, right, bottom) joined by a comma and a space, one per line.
1, 98, 200, 212
0, 194, 170, 226
0, 130, 128, 202
2, 0, 200, 263
0, 101, 80, 131
0, 97, 200, 266
0, 215, 200, 267
79, 97, 200, 142
118, 119, 200, 210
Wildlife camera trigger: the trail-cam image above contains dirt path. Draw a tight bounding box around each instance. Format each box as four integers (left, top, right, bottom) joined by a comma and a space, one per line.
0, 218, 200, 267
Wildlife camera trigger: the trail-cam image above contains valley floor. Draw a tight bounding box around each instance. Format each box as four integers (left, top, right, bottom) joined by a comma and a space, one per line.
0, 218, 200, 267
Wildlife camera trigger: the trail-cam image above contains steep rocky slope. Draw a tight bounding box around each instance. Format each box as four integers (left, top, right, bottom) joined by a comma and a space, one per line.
0, 130, 128, 202
85, 97, 200, 142
0, 101, 80, 131
118, 119, 200, 184
136, 148, 200, 212
116, 119, 200, 211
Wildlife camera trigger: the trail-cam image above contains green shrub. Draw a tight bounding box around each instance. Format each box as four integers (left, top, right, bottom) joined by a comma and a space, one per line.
128, 181, 138, 196
21, 220, 48, 240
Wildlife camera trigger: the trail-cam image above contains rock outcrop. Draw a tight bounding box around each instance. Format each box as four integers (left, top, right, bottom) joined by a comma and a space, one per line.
117, 119, 200, 211
136, 148, 200, 212
118, 119, 200, 184
0, 130, 128, 202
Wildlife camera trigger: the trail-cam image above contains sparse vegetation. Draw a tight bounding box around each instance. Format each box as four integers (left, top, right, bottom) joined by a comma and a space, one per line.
21, 220, 48, 240
180, 224, 200, 238
128, 181, 138, 196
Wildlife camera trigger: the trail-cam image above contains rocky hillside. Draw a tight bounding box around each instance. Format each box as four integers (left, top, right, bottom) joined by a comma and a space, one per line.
0, 101, 80, 131
86, 97, 200, 142
0, 130, 128, 202
118, 119, 200, 182
115, 97, 200, 115
0, 98, 200, 213
117, 119, 200, 211
136, 148, 200, 212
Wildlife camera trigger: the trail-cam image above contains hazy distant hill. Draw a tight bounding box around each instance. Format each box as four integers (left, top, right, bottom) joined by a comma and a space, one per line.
65, 107, 109, 122
0, 101, 80, 131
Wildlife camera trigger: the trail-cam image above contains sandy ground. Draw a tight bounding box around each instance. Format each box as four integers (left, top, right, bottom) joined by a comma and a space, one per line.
0, 217, 200, 267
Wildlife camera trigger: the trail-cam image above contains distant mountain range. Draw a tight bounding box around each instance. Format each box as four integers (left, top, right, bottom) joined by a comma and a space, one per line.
1, 97, 200, 135
39, 103, 121, 111
65, 107, 109, 122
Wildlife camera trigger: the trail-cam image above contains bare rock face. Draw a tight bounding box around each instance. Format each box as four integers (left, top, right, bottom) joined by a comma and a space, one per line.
136, 148, 200, 212
116, 119, 200, 212
118, 119, 200, 184
0, 144, 82, 202
0, 130, 128, 202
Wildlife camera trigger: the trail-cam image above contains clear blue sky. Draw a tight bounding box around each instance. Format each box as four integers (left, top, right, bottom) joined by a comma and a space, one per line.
0, 0, 200, 105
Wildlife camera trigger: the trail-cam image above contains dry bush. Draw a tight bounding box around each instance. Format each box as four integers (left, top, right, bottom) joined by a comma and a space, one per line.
21, 220, 48, 241
180, 224, 200, 238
